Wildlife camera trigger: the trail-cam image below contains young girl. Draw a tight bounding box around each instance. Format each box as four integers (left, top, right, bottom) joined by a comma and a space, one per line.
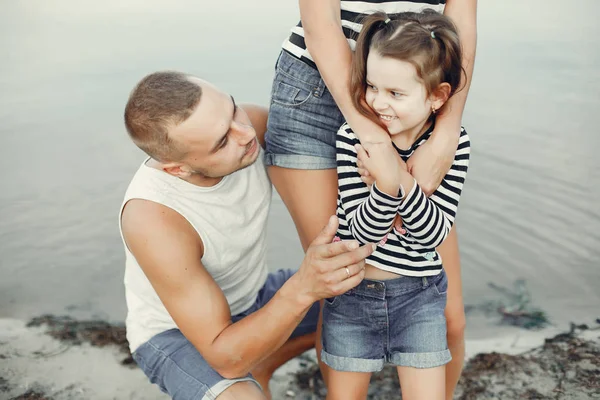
321, 10, 470, 399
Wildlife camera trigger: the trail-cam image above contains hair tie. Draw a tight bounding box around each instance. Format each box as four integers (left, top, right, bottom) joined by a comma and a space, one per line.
384, 18, 391, 24
430, 31, 436, 39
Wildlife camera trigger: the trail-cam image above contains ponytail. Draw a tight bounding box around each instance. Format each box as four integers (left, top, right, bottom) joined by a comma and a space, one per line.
351, 12, 396, 120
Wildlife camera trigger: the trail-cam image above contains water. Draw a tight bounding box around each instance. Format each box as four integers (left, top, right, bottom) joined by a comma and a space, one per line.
1, 0, 598, 339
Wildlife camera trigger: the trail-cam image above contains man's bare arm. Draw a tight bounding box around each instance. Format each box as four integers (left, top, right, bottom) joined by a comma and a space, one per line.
122, 201, 373, 379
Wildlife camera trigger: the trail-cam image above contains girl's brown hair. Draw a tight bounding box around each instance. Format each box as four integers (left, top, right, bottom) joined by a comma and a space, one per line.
351, 9, 464, 119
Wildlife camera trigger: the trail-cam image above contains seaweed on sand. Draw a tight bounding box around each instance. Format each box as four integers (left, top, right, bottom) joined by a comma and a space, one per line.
9, 391, 52, 400
289, 324, 600, 399
485, 279, 550, 329
456, 324, 600, 399
26, 315, 134, 366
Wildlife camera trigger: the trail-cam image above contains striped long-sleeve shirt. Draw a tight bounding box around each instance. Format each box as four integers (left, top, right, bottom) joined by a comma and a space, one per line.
336, 122, 470, 276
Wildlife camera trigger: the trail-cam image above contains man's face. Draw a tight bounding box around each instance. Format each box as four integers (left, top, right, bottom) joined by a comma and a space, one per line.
168, 78, 260, 179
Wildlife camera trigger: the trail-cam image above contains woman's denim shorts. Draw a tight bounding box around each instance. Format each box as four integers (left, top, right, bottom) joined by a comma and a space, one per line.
264, 50, 344, 170
321, 270, 451, 372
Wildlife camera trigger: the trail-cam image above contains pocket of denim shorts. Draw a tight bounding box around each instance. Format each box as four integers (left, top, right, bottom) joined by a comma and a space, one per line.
324, 295, 341, 308
271, 77, 313, 107
433, 272, 448, 296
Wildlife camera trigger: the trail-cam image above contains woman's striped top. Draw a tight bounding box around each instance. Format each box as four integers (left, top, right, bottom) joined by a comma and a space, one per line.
282, 0, 446, 68
336, 122, 470, 276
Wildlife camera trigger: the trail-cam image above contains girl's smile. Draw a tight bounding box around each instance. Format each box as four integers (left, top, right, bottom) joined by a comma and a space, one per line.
377, 113, 397, 122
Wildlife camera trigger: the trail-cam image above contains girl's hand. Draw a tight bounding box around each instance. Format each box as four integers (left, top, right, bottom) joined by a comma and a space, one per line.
355, 142, 407, 197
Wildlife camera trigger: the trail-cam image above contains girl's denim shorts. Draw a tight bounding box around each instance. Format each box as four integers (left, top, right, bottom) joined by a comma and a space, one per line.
264, 50, 344, 170
321, 270, 451, 372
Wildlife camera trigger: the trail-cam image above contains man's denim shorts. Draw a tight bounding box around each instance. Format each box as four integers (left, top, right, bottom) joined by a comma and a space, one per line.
321, 270, 451, 372
132, 269, 320, 400
264, 50, 344, 170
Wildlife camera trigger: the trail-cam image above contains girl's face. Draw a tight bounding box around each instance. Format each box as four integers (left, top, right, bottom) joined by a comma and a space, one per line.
365, 51, 438, 140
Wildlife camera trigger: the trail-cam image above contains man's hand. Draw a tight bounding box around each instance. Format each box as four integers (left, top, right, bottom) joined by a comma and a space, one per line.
407, 125, 459, 196
287, 215, 376, 307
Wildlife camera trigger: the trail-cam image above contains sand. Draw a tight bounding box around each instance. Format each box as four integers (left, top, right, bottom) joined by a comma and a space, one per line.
1, 317, 598, 400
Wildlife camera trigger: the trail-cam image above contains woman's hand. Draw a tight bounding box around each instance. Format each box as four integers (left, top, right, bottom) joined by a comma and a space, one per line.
354, 142, 407, 197
357, 157, 375, 187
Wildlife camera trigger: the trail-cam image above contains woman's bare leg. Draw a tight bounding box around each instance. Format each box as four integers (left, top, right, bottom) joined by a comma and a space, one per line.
397, 366, 445, 400
268, 167, 338, 251
268, 166, 338, 384
436, 226, 466, 400
326, 370, 372, 400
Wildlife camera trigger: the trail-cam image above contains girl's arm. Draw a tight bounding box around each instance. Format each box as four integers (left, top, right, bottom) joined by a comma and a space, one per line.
408, 0, 478, 195
394, 130, 471, 248
300, 0, 389, 143
337, 126, 401, 245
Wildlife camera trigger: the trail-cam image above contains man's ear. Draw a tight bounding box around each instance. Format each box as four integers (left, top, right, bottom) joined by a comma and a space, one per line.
162, 162, 192, 178
430, 82, 451, 112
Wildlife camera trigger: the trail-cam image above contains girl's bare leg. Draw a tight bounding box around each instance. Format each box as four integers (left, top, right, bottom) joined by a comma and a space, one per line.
268, 166, 338, 384
397, 366, 445, 400
436, 226, 466, 399
326, 370, 372, 400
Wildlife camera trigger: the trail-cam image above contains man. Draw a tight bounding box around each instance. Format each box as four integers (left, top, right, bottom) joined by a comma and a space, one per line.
120, 71, 375, 399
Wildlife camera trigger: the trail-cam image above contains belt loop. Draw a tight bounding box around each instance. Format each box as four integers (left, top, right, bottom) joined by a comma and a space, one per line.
313, 79, 326, 98
422, 276, 428, 288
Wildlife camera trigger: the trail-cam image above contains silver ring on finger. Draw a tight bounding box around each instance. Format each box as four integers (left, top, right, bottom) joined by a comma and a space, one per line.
345, 267, 350, 279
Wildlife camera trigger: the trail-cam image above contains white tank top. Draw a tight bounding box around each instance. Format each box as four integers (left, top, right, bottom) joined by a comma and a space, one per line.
119, 153, 271, 352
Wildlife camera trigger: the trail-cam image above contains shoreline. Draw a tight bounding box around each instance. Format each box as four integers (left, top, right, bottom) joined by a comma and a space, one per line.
1, 316, 598, 399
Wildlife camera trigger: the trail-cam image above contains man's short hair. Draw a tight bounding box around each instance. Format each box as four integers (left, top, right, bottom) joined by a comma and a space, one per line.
124, 71, 202, 161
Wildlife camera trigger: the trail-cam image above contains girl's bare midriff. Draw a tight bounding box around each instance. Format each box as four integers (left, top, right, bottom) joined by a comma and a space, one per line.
364, 264, 404, 280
